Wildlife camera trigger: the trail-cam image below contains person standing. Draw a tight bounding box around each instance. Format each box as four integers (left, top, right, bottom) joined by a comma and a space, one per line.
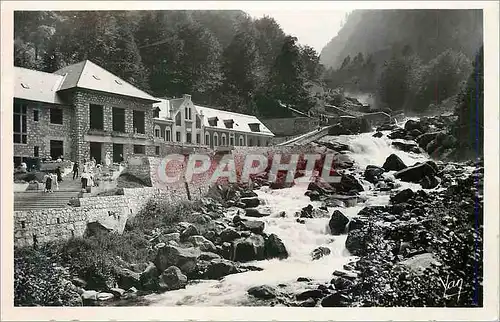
73, 161, 79, 180
56, 166, 63, 182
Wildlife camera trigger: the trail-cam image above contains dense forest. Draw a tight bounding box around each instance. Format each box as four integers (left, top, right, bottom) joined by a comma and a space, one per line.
320, 9, 483, 114
14, 10, 322, 118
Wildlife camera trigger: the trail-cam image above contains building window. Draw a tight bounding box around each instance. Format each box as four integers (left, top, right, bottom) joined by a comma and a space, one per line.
133, 145, 145, 154
34, 146, 39, 157
239, 136, 244, 146
133, 110, 145, 134
257, 139, 261, 147
50, 107, 63, 125
175, 112, 181, 126
33, 109, 39, 122
153, 107, 160, 118
213, 133, 219, 147
90, 104, 104, 130
112, 107, 126, 132
196, 116, 201, 128
13, 102, 27, 144
186, 132, 192, 144
176, 131, 181, 142
165, 128, 171, 142
155, 146, 160, 155
154, 125, 161, 138
230, 137, 234, 146
196, 133, 201, 144
205, 133, 210, 146
221, 134, 226, 146
50, 140, 63, 160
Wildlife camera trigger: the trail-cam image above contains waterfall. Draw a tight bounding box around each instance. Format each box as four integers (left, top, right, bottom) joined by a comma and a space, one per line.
146, 122, 435, 306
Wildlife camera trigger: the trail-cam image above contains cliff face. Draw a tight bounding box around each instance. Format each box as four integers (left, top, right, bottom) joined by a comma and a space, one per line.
320, 10, 483, 69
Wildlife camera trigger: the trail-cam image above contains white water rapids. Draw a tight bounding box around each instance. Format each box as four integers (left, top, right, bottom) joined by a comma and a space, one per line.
146, 121, 434, 307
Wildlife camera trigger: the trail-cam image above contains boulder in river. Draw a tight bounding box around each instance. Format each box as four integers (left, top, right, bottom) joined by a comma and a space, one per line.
116, 267, 141, 290
240, 197, 260, 208
332, 174, 364, 194
240, 220, 265, 234
383, 154, 407, 172
328, 210, 349, 235
220, 227, 241, 242
264, 233, 288, 259
245, 208, 270, 218
232, 234, 265, 262
154, 245, 201, 274
247, 285, 277, 300
394, 161, 438, 183
390, 188, 415, 204
159, 266, 187, 291
311, 246, 331, 260
139, 262, 160, 291
392, 141, 421, 153
347, 218, 365, 232
364, 165, 385, 184
372, 131, 384, 138
320, 292, 349, 307
420, 175, 441, 189
345, 229, 369, 256
204, 259, 238, 279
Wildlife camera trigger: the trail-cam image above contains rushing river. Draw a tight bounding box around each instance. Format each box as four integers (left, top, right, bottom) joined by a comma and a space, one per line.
145, 120, 434, 306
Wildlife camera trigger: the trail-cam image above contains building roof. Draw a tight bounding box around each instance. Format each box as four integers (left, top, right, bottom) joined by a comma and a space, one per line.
153, 98, 172, 120
195, 105, 274, 137
54, 60, 159, 102
14, 67, 66, 105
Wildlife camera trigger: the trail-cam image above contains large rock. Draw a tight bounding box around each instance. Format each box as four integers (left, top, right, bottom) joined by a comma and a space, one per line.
296, 289, 324, 301
240, 220, 265, 234
416, 131, 442, 149
382, 154, 407, 172
139, 262, 160, 291
159, 266, 187, 291
247, 285, 277, 300
232, 234, 265, 262
404, 119, 427, 132
345, 229, 368, 256
390, 188, 415, 204
116, 268, 141, 290
187, 235, 217, 252
400, 253, 441, 275
364, 165, 385, 184
394, 161, 438, 183
154, 245, 201, 274
347, 218, 365, 232
420, 175, 441, 189
204, 259, 238, 279
264, 233, 288, 259
220, 227, 241, 242
311, 246, 331, 260
388, 128, 407, 140
332, 174, 364, 194
328, 210, 349, 235
392, 141, 421, 153
321, 292, 349, 307
179, 223, 199, 241
245, 208, 270, 218
240, 197, 260, 208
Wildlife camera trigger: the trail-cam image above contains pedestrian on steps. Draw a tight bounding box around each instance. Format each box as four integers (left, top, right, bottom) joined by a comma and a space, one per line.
72, 161, 79, 180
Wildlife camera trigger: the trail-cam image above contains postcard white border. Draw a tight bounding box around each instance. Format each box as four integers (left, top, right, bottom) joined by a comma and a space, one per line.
1, 1, 499, 321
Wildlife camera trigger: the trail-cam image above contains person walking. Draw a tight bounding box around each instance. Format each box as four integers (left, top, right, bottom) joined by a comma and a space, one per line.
72, 161, 79, 180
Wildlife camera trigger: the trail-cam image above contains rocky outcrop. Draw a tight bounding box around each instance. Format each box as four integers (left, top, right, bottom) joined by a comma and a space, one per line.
394, 161, 438, 183
383, 154, 407, 172
154, 245, 201, 274
329, 210, 349, 235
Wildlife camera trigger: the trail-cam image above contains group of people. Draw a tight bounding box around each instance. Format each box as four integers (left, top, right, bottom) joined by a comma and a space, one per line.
43, 166, 63, 193
73, 157, 99, 189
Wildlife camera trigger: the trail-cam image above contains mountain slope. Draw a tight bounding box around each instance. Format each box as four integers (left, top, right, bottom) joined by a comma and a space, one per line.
320, 10, 483, 69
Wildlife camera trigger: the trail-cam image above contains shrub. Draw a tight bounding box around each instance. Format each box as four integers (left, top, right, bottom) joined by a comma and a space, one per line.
14, 246, 81, 306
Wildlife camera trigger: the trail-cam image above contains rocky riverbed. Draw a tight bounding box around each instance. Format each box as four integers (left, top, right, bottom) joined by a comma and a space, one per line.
14, 117, 483, 307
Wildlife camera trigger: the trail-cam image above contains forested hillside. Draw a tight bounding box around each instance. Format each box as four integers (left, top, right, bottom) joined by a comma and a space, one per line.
14, 11, 322, 118
320, 9, 483, 114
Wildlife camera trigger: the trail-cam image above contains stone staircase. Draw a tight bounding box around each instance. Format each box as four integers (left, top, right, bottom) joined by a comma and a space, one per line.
14, 176, 82, 211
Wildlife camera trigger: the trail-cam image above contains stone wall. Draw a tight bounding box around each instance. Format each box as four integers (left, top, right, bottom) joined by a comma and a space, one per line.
13, 99, 74, 161
261, 117, 319, 137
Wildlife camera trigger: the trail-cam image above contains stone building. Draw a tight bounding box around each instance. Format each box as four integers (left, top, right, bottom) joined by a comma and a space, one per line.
13, 60, 274, 166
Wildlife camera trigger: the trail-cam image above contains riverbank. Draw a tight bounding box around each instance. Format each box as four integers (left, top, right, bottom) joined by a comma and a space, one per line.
14, 117, 483, 307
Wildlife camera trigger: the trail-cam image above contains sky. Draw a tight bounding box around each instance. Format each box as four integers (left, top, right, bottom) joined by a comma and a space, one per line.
246, 10, 350, 54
